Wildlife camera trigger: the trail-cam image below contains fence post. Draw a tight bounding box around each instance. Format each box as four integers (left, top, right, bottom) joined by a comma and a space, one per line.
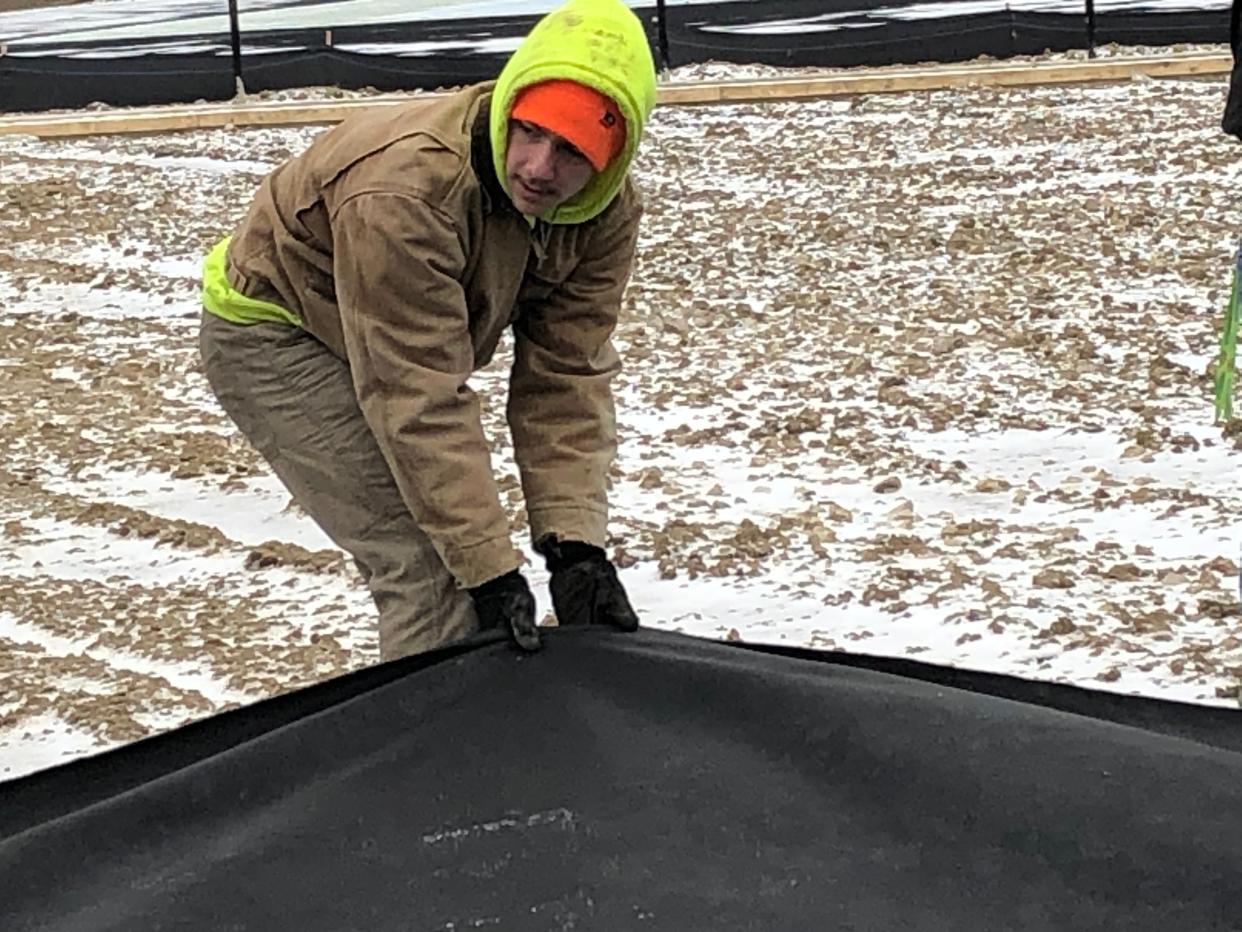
655, 0, 670, 74
227, 0, 246, 96
1085, 0, 1097, 59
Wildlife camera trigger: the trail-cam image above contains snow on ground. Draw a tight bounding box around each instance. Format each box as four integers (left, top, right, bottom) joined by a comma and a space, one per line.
2, 52, 1241, 780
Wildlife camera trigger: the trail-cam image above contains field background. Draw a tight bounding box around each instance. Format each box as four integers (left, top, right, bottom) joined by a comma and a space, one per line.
2, 46, 1241, 779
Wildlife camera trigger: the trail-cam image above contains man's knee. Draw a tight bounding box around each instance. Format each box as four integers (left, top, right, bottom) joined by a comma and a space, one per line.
366, 546, 479, 660
376, 597, 479, 661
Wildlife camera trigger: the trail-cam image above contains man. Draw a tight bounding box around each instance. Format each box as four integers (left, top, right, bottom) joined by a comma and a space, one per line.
199, 0, 656, 659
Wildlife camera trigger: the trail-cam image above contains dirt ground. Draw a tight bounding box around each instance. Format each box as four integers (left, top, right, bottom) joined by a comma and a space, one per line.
3, 58, 1242, 774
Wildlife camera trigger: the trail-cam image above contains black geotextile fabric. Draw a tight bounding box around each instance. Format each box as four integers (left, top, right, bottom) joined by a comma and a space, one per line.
2, 629, 1242, 931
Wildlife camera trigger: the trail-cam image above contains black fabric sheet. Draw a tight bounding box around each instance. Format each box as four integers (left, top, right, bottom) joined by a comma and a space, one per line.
2, 628, 1241, 931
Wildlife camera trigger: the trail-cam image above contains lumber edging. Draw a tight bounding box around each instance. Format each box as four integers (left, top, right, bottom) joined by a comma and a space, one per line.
0, 52, 1230, 139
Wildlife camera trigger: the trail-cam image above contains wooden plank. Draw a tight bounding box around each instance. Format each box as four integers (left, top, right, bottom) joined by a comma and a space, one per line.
655, 53, 1233, 103
0, 52, 1231, 139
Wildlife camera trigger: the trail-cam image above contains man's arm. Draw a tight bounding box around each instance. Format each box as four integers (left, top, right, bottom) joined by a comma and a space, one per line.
507, 200, 641, 550
332, 191, 523, 589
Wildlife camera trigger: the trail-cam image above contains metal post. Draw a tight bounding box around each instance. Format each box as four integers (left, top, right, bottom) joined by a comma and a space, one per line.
655, 0, 671, 76
227, 0, 246, 96
1085, 0, 1097, 59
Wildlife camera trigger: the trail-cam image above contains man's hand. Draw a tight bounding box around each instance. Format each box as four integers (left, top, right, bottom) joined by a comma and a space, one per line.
539, 539, 639, 631
467, 570, 541, 651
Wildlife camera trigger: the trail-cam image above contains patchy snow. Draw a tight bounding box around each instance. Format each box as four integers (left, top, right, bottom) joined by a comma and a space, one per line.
0, 710, 102, 779
2, 51, 1241, 782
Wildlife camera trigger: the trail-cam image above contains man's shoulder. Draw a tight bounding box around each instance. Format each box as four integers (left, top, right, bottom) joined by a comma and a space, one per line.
595, 175, 644, 228
331, 86, 489, 211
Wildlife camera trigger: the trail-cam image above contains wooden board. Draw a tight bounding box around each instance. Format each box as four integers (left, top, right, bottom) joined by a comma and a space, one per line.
0, 52, 1230, 139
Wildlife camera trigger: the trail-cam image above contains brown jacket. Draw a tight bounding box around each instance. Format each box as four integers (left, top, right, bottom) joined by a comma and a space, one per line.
224, 83, 641, 588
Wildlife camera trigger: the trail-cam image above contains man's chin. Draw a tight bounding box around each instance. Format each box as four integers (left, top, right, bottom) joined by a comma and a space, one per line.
510, 182, 555, 215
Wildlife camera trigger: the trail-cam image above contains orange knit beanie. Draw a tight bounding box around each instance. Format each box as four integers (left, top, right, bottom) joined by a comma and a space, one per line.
510, 79, 626, 171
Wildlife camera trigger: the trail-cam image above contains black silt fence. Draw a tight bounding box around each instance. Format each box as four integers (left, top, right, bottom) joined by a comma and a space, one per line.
0, 52, 237, 111
1091, 9, 1230, 46
0, 1, 1231, 114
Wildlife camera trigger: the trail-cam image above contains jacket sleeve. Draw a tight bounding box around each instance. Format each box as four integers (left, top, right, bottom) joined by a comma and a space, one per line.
507, 200, 642, 550
332, 191, 522, 589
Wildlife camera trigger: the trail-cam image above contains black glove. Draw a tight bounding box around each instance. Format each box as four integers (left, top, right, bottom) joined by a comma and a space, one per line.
538, 538, 639, 631
467, 570, 541, 652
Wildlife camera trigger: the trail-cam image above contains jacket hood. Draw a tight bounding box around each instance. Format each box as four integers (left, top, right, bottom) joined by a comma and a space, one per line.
490, 0, 657, 225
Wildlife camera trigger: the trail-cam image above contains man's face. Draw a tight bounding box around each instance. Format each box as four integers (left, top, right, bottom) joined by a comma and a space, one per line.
505, 119, 596, 215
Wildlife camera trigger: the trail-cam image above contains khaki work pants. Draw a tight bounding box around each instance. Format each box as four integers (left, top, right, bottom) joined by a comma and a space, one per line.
198, 310, 479, 660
